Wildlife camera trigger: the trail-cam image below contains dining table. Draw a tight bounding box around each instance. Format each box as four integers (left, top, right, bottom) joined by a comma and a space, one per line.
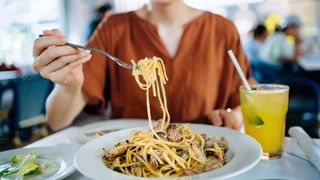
0, 70, 18, 81
297, 53, 320, 83
25, 118, 320, 180
298, 53, 320, 72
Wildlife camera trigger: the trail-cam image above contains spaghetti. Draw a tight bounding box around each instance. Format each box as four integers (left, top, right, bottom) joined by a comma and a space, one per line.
102, 57, 228, 177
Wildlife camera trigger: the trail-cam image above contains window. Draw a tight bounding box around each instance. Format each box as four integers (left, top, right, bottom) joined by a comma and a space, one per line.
0, 0, 62, 66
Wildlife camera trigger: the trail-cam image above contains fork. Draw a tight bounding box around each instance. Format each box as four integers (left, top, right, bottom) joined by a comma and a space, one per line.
39, 35, 133, 69
84, 128, 121, 136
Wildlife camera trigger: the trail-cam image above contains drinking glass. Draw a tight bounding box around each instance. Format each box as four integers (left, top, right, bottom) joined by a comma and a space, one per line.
240, 84, 289, 159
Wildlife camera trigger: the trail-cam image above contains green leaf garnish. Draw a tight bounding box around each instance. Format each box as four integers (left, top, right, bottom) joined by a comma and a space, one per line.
0, 167, 19, 176
28, 152, 38, 159
11, 154, 25, 164
19, 162, 39, 176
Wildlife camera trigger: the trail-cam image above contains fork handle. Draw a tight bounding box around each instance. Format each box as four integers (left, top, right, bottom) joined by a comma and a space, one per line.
39, 35, 90, 50
38, 34, 113, 59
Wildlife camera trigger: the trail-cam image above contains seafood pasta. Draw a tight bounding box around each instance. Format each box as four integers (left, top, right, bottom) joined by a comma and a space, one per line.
102, 57, 228, 177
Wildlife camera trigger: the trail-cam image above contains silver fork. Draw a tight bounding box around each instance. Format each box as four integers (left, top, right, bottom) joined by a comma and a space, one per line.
39, 35, 133, 69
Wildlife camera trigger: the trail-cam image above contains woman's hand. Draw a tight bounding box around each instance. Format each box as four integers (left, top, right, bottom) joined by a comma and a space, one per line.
208, 106, 243, 130
33, 29, 92, 89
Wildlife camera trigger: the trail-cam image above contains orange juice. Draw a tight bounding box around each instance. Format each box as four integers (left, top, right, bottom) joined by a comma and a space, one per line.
240, 84, 289, 159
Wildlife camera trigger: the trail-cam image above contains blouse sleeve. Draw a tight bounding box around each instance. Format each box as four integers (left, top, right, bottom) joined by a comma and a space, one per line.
226, 21, 256, 108
82, 16, 114, 114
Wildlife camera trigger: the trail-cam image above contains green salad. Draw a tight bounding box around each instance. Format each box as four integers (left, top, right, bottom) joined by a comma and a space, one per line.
0, 152, 57, 179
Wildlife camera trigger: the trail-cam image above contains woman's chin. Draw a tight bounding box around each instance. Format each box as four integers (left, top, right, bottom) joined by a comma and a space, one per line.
151, 0, 176, 5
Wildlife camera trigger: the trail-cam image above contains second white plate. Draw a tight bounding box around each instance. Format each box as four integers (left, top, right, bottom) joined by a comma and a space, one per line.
68, 119, 149, 144
0, 146, 77, 180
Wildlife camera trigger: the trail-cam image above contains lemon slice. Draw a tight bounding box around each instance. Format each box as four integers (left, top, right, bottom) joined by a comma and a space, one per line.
249, 116, 264, 126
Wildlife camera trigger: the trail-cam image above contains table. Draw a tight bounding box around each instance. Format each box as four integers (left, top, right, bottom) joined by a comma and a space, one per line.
26, 121, 320, 180
0, 71, 18, 82
298, 54, 320, 71
297, 54, 320, 84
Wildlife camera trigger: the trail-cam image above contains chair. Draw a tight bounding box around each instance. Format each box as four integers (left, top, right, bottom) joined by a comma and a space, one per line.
10, 73, 53, 146
0, 81, 14, 142
250, 60, 320, 138
275, 77, 320, 138
250, 60, 284, 83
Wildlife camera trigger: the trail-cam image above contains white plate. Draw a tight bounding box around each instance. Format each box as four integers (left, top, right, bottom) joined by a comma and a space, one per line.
68, 119, 149, 144
0, 146, 77, 180
75, 124, 262, 180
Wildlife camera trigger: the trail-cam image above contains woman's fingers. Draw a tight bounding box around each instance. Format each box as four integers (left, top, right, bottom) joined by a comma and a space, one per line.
209, 109, 242, 130
34, 46, 83, 70
208, 110, 223, 126
32, 28, 90, 87
33, 35, 67, 58
220, 110, 241, 130
211, 117, 223, 127
33, 29, 66, 63
39, 50, 91, 78
46, 54, 92, 83
220, 111, 233, 128
43, 29, 64, 36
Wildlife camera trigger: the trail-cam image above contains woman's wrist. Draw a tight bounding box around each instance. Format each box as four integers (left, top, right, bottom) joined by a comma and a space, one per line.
56, 83, 83, 95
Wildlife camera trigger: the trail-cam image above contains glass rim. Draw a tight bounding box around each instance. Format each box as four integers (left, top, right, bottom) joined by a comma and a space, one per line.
240, 84, 289, 92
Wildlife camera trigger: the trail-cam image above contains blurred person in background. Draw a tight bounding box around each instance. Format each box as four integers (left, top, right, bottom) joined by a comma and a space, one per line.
86, 2, 112, 40
32, 0, 254, 131
244, 24, 268, 61
259, 15, 303, 70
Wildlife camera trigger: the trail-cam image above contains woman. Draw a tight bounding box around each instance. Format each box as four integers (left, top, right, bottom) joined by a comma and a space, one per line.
33, 0, 253, 131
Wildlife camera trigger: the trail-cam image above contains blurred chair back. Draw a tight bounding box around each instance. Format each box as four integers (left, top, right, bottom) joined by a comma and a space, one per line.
10, 73, 53, 145
275, 76, 320, 138
0, 81, 14, 140
11, 74, 53, 128
250, 59, 284, 83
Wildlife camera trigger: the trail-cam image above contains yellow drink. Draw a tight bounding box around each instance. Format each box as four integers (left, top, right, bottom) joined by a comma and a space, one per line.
240, 84, 289, 159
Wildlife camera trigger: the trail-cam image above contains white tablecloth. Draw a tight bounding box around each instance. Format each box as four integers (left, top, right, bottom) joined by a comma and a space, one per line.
26, 123, 320, 180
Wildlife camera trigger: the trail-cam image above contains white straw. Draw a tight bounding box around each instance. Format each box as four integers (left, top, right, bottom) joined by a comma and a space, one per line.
227, 50, 252, 90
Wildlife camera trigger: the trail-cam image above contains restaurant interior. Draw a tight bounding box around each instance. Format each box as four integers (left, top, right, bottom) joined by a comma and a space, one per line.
0, 0, 320, 179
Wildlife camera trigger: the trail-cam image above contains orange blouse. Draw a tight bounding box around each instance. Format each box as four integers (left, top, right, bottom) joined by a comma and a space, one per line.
82, 11, 254, 124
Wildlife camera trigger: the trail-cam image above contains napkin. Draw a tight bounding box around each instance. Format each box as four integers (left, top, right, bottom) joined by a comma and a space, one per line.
288, 126, 320, 172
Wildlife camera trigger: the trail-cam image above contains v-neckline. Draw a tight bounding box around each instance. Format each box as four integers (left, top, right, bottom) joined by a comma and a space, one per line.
131, 11, 208, 60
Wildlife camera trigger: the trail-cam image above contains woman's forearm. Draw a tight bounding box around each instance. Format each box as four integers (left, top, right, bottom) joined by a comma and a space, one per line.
45, 85, 88, 131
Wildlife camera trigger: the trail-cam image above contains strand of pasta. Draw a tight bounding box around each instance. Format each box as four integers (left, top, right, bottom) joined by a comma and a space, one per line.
154, 72, 167, 131
157, 59, 170, 129
131, 152, 161, 177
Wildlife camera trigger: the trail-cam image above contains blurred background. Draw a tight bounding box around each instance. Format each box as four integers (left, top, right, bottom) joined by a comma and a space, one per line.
1, 0, 320, 150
